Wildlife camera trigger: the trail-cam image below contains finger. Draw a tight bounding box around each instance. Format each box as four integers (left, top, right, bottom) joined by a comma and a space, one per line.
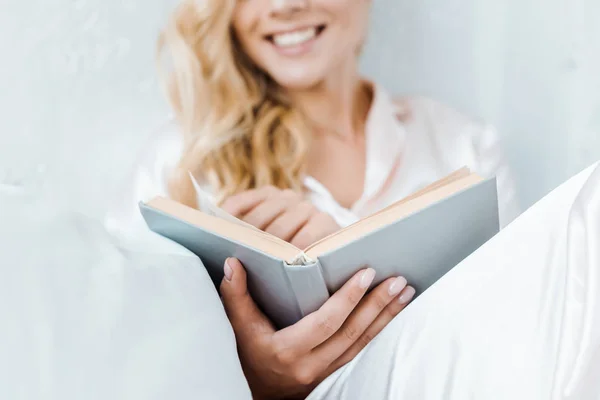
221, 186, 278, 217
291, 212, 338, 249
264, 201, 316, 242
325, 285, 416, 375
241, 198, 287, 230
276, 268, 376, 356
242, 191, 301, 230
311, 276, 408, 366
220, 258, 275, 337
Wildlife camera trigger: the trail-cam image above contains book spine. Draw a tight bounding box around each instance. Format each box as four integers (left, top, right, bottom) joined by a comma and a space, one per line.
283, 260, 330, 320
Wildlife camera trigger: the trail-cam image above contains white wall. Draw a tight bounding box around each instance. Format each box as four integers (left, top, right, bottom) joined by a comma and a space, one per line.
361, 0, 600, 208
1, 0, 599, 217
0, 0, 175, 215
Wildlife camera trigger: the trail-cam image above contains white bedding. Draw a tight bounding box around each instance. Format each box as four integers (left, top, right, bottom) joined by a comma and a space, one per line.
310, 161, 600, 399
0, 190, 251, 400
1, 161, 599, 400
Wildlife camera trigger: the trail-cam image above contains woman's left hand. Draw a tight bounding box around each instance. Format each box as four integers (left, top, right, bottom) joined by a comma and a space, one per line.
221, 186, 340, 249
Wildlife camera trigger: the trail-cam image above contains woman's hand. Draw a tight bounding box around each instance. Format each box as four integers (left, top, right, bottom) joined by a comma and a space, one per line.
221, 186, 340, 249
220, 258, 416, 400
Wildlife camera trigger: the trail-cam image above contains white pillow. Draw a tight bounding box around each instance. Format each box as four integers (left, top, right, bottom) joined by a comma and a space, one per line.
0, 189, 251, 400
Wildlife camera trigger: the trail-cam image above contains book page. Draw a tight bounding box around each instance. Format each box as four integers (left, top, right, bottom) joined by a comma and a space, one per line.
145, 196, 303, 261
187, 173, 317, 265
362, 167, 472, 219
189, 172, 261, 231
303, 167, 473, 252
305, 173, 483, 258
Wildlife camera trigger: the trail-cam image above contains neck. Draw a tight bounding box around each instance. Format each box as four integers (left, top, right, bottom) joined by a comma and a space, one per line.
286, 66, 371, 142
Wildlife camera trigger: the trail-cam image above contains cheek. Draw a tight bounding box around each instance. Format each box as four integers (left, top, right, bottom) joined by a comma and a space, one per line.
324, 0, 370, 45
319, 0, 370, 19
231, 6, 257, 51
235, 35, 268, 73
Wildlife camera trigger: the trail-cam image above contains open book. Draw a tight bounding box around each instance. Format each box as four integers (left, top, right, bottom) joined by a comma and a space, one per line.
140, 168, 499, 328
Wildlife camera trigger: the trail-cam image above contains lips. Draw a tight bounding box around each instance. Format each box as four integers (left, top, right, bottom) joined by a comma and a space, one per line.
266, 25, 326, 48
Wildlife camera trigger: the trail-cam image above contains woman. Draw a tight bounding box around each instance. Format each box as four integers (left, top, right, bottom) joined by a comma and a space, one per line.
106, 0, 522, 398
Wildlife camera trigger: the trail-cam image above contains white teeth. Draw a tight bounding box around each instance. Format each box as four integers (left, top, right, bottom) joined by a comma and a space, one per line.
272, 27, 317, 47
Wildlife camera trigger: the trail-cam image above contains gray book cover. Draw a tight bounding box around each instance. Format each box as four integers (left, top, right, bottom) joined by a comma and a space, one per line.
140, 177, 499, 329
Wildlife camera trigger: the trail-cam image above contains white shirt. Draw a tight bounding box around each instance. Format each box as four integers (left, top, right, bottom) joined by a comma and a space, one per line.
104, 83, 521, 233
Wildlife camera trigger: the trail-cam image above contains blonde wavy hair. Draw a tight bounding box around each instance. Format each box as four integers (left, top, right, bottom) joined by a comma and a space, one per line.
158, 0, 311, 208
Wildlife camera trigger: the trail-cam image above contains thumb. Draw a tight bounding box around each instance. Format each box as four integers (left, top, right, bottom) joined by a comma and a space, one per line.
220, 258, 272, 332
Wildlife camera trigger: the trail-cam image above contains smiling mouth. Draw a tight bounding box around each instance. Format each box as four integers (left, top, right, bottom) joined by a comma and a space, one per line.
265, 25, 326, 48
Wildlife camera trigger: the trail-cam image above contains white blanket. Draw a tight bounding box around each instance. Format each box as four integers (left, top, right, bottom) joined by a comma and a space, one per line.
1, 161, 599, 400
0, 190, 251, 400
310, 161, 600, 400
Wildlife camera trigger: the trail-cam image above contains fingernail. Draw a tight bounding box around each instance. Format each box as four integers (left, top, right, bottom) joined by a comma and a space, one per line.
388, 277, 408, 296
224, 258, 234, 281
398, 286, 416, 304
359, 268, 376, 289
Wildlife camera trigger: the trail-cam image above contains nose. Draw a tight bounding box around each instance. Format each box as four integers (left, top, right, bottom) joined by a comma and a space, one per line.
270, 0, 308, 14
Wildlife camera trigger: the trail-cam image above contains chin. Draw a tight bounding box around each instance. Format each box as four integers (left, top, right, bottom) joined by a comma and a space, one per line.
269, 69, 326, 92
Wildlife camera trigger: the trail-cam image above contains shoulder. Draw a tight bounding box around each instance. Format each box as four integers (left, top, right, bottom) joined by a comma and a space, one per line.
392, 94, 508, 167
393, 95, 486, 136
392, 95, 499, 154
392, 94, 521, 226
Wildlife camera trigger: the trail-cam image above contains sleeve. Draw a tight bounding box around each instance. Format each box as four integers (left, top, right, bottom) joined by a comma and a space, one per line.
103, 120, 184, 236
472, 124, 522, 228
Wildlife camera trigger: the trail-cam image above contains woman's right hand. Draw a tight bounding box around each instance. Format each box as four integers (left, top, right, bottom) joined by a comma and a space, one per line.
220, 258, 416, 400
